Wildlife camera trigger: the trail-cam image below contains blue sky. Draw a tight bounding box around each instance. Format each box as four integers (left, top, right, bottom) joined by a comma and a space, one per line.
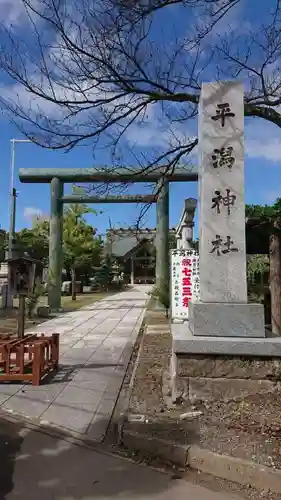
0, 0, 280, 239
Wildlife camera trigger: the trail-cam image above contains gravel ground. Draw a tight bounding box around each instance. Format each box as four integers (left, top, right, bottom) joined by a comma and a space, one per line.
119, 312, 281, 500
183, 469, 280, 500
199, 396, 281, 470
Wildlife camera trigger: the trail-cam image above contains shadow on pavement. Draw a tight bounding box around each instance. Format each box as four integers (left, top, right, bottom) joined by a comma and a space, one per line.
39, 362, 124, 384
0, 416, 178, 500
0, 419, 23, 498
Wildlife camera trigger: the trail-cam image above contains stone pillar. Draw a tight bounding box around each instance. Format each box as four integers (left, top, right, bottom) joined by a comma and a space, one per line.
156, 179, 169, 295
189, 81, 265, 338
48, 177, 63, 310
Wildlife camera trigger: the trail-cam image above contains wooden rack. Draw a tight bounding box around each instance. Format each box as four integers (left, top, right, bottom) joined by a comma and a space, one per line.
0, 333, 59, 385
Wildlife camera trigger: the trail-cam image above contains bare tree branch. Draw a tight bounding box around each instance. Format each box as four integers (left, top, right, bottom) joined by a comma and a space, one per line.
0, 0, 281, 204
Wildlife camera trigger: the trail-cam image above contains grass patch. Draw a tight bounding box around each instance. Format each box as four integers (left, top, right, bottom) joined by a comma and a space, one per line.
59, 292, 112, 311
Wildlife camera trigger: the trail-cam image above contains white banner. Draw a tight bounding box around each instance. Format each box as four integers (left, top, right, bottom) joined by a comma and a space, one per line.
170, 249, 200, 320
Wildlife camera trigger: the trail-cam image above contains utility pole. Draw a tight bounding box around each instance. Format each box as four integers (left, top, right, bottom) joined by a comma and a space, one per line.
7, 139, 31, 307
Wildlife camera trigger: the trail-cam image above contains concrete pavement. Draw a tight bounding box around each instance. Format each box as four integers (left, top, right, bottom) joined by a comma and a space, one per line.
1, 417, 243, 500
0, 287, 150, 441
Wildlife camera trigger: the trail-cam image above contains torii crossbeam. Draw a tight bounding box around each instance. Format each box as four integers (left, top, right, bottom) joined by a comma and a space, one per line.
19, 166, 198, 309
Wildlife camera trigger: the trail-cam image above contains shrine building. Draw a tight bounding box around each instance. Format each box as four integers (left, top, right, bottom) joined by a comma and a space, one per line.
105, 227, 176, 285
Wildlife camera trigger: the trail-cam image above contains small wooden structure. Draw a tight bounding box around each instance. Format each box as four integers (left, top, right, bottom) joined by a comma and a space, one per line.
6, 252, 38, 295
0, 333, 59, 385
6, 252, 38, 338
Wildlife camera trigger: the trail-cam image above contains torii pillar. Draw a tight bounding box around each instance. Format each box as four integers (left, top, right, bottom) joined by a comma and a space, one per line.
156, 179, 169, 297
48, 177, 64, 310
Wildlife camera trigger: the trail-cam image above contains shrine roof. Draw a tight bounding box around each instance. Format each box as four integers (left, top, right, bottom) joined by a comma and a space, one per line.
108, 227, 176, 259
111, 235, 155, 258
111, 236, 142, 258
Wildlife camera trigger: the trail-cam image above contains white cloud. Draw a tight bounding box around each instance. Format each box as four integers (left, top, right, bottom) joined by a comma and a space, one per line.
1, 76, 102, 131
125, 123, 166, 148
0, 10, 98, 123
2, 81, 63, 117
185, 0, 246, 50
0, 0, 25, 26
23, 207, 42, 220
125, 122, 197, 150
126, 112, 281, 158
246, 138, 281, 162
8, 79, 281, 158
245, 120, 281, 163
0, 26, 113, 124
0, 0, 40, 27
124, 101, 197, 149
1, 1, 280, 158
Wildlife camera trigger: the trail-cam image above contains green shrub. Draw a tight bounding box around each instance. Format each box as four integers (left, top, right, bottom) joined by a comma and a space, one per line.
26, 279, 44, 318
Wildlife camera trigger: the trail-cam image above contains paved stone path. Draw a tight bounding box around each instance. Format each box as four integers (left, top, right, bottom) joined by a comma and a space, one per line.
0, 286, 150, 441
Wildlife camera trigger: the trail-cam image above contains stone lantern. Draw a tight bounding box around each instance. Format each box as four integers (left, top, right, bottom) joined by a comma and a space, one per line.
176, 198, 197, 249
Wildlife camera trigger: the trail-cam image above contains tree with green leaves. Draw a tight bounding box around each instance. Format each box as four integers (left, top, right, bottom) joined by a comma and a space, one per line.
246, 198, 281, 223
14, 187, 103, 300
63, 199, 102, 300
94, 255, 116, 292
246, 198, 281, 335
247, 255, 270, 283
15, 223, 49, 266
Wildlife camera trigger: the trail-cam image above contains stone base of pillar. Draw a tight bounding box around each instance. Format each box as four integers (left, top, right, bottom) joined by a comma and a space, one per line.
169, 345, 281, 406
170, 323, 281, 405
188, 301, 265, 338
171, 322, 281, 357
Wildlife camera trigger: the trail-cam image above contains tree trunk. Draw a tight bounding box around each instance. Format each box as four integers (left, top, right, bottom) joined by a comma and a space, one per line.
18, 294, 25, 338
71, 267, 76, 301
65, 268, 71, 281
269, 226, 281, 335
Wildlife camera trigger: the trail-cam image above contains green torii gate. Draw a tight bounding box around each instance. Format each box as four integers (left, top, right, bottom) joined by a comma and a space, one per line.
19, 167, 198, 309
